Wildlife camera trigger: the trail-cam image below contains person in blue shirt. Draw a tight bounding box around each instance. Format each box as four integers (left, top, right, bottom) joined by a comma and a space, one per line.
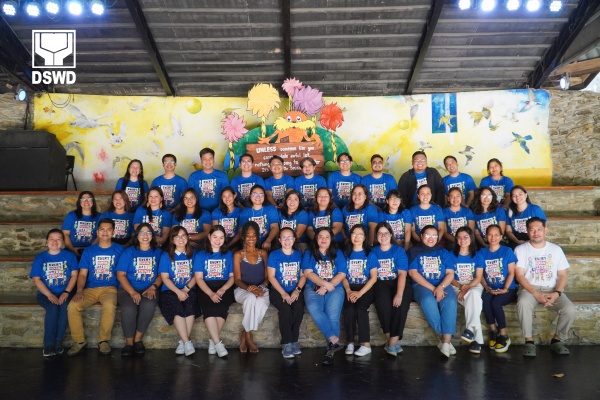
295, 156, 327, 209
410, 185, 446, 244
479, 224, 518, 354
62, 191, 100, 257
398, 151, 445, 207
279, 189, 309, 246
187, 148, 230, 212
342, 184, 379, 245
194, 225, 236, 358
443, 155, 477, 207
443, 187, 475, 250
158, 226, 200, 356
115, 159, 149, 212
30, 229, 79, 357
449, 226, 485, 354
408, 225, 457, 358
505, 186, 547, 248
100, 190, 134, 245
67, 218, 124, 356
480, 158, 514, 207
378, 189, 413, 251
306, 187, 344, 244
471, 187, 507, 248
211, 186, 242, 251
361, 154, 399, 209
231, 153, 265, 208
267, 227, 307, 358
133, 187, 172, 248
341, 224, 378, 357
116, 223, 163, 357
239, 184, 279, 251
173, 188, 211, 249
265, 155, 295, 208
327, 152, 362, 209
371, 222, 411, 357
151, 154, 188, 210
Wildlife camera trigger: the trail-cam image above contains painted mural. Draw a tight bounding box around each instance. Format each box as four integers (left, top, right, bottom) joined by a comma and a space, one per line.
33, 81, 552, 190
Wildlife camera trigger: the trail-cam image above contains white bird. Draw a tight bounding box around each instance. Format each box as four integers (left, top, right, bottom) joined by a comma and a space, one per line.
170, 114, 183, 138
108, 122, 126, 147
67, 104, 114, 129
150, 121, 159, 135
418, 141, 433, 152
384, 148, 402, 173
127, 97, 150, 112
65, 141, 85, 162
147, 140, 160, 158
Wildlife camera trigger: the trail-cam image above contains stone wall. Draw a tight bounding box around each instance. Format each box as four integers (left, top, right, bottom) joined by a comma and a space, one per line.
0, 93, 27, 130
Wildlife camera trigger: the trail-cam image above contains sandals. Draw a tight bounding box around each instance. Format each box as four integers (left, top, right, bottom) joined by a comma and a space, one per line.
523, 343, 536, 357
550, 341, 570, 355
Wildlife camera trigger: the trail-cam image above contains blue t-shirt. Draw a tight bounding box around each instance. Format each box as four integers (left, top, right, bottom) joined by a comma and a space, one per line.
62, 211, 100, 248
474, 208, 507, 237
342, 204, 379, 235
30, 250, 79, 295
187, 169, 229, 212
478, 245, 518, 290
133, 207, 173, 237
115, 178, 149, 212
412, 171, 428, 204
378, 210, 413, 242
239, 205, 279, 242
408, 247, 453, 286
371, 245, 408, 281
174, 211, 211, 234
450, 252, 484, 284
116, 246, 162, 291
99, 211, 134, 240
327, 171, 362, 209
267, 249, 303, 292
79, 243, 124, 288
231, 174, 265, 204
279, 209, 309, 242
507, 204, 547, 234
301, 249, 347, 288
345, 250, 378, 285
265, 175, 296, 207
211, 207, 242, 238
361, 173, 399, 208
480, 176, 515, 204
158, 251, 194, 291
150, 174, 188, 210
193, 250, 233, 281
443, 206, 475, 236
443, 173, 477, 196
295, 174, 327, 209
411, 204, 445, 235
308, 208, 344, 242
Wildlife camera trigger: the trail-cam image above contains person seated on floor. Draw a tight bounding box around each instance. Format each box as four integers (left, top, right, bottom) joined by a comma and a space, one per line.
295, 156, 327, 210
62, 191, 100, 257
30, 229, 79, 357
230, 153, 265, 208
67, 218, 124, 356
361, 154, 398, 209
514, 217, 576, 357
265, 155, 295, 209
151, 154, 188, 211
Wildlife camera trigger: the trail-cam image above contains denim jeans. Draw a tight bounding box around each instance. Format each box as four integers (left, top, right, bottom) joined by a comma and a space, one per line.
37, 292, 71, 346
413, 283, 458, 336
304, 285, 344, 341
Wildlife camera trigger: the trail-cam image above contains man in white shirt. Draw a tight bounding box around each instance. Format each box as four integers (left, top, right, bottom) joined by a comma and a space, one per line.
514, 217, 576, 357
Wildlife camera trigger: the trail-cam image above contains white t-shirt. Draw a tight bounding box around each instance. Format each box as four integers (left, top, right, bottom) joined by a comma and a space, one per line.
514, 241, 569, 288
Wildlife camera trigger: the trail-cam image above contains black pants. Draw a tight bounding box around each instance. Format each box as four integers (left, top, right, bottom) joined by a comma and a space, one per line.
269, 288, 305, 344
343, 284, 374, 344
373, 279, 414, 339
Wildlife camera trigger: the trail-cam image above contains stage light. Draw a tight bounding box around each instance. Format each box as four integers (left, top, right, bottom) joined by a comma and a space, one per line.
559, 73, 570, 90
2, 1, 18, 16
526, 0, 541, 11
44, 0, 59, 14
480, 0, 497, 12
90, 0, 104, 15
66, 0, 82, 15
458, 0, 472, 10
25, 1, 41, 16
15, 86, 27, 102
506, 0, 520, 11
549, 0, 562, 12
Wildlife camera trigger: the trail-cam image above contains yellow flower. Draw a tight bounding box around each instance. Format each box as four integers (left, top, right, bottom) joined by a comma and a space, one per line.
247, 83, 281, 119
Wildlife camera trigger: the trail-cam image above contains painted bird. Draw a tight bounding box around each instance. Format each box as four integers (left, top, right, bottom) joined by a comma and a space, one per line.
489, 119, 501, 131
170, 114, 183, 138
112, 156, 132, 168
67, 104, 114, 129
468, 106, 491, 126
147, 140, 160, 158
150, 121, 159, 135
418, 141, 433, 152
438, 115, 456, 129
43, 107, 55, 114
65, 141, 85, 162
511, 132, 532, 154
107, 121, 126, 147
459, 145, 475, 166
191, 162, 202, 171
127, 97, 150, 112
516, 89, 542, 113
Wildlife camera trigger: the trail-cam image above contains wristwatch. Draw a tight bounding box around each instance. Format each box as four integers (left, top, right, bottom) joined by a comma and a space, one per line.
554, 290, 562, 297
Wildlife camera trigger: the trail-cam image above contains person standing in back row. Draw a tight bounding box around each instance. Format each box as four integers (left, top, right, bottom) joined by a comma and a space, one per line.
398, 151, 445, 208
188, 148, 229, 212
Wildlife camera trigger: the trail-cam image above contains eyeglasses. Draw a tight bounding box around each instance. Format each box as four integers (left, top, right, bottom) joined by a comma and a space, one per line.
317, 195, 329, 199
183, 196, 196, 201
351, 232, 365, 237
413, 159, 427, 163
163, 161, 175, 165
387, 197, 400, 201
377, 232, 391, 238
138, 231, 153, 236
241, 160, 252, 164
173, 235, 188, 240
270, 163, 283, 167
80, 198, 93, 202
424, 233, 438, 239
481, 194, 493, 199
338, 160, 351, 164
280, 236, 295, 241
456, 235, 470, 240
252, 193, 265, 198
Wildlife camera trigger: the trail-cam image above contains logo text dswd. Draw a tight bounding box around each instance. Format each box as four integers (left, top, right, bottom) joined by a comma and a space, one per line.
32, 30, 77, 85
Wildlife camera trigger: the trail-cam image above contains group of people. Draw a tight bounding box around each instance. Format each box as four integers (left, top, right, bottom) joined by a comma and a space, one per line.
30, 148, 576, 364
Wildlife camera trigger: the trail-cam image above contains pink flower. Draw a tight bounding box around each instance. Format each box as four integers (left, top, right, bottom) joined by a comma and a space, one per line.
282, 77, 303, 98
221, 113, 249, 143
292, 85, 323, 116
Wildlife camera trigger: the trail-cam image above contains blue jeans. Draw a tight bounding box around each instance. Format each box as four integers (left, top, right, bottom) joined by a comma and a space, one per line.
304, 285, 344, 340
37, 292, 71, 346
413, 283, 458, 336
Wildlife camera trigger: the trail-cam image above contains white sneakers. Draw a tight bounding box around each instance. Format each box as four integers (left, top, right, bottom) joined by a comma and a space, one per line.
175, 340, 185, 355
439, 342, 451, 358
208, 339, 216, 355
214, 341, 228, 358
184, 340, 195, 356
354, 345, 372, 357
345, 343, 355, 355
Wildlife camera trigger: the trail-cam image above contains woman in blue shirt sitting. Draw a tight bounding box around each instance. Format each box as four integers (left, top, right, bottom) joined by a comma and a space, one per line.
505, 186, 547, 248
133, 187, 172, 248
62, 191, 100, 257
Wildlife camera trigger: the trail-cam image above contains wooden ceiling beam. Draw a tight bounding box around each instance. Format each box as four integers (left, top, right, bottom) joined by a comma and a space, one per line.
552, 58, 600, 76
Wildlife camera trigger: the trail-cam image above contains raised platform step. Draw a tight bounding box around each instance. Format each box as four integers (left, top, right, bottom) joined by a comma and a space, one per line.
1, 294, 598, 349
527, 186, 599, 217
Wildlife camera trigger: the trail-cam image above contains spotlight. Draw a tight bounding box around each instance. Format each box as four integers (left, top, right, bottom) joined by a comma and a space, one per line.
559, 73, 570, 90
66, 0, 83, 15
90, 0, 104, 15
549, 0, 562, 12
526, 0, 541, 11
44, 0, 59, 14
506, 0, 520, 11
1, 0, 18, 16
480, 0, 497, 12
25, 1, 41, 17
15, 86, 27, 102
458, 0, 472, 10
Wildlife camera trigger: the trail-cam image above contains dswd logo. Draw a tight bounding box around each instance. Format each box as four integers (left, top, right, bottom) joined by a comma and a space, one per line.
32, 30, 77, 85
